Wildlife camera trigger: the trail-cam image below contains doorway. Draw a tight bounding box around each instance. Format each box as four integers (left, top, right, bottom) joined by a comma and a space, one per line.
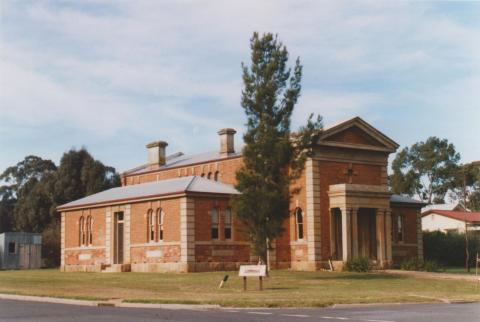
113, 212, 124, 264
357, 208, 377, 260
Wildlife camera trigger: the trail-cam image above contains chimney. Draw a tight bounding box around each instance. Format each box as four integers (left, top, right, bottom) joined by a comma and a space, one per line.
218, 128, 236, 157
146, 141, 168, 166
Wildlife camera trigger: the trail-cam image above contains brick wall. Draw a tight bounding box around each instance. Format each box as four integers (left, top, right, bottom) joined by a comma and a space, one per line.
318, 160, 383, 260
124, 156, 244, 186
391, 205, 420, 263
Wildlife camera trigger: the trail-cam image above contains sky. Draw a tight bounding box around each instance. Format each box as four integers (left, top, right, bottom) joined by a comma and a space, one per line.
1, 1, 479, 174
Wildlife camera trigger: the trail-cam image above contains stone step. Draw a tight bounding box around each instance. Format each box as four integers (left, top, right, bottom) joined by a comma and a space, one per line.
101, 264, 131, 273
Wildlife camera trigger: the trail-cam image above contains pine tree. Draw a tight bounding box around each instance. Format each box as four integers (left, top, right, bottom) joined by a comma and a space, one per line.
234, 33, 322, 266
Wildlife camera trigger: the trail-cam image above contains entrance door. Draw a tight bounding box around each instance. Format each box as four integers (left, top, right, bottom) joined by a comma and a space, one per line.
113, 212, 124, 264
331, 209, 343, 260
19, 244, 29, 269
358, 208, 377, 260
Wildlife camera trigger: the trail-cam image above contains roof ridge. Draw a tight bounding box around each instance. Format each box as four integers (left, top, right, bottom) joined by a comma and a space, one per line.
184, 176, 197, 192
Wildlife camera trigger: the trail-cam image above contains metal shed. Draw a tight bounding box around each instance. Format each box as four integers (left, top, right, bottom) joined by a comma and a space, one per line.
0, 232, 42, 270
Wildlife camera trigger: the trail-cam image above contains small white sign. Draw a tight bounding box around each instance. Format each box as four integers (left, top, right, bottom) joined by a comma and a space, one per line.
78, 253, 91, 261
146, 250, 162, 258
239, 265, 267, 277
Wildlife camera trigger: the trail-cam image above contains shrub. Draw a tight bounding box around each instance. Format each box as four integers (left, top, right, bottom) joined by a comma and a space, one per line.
400, 258, 442, 272
423, 231, 480, 267
345, 257, 372, 272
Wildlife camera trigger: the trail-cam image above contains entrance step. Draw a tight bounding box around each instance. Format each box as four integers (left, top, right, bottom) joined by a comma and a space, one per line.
101, 264, 131, 273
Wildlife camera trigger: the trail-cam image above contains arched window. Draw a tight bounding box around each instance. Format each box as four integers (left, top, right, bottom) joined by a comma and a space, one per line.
214, 171, 220, 181
201, 173, 205, 177
86, 215, 93, 245
224, 208, 232, 240
211, 208, 219, 240
157, 208, 164, 241
295, 208, 304, 240
147, 209, 156, 242
79, 216, 85, 246
207, 172, 212, 180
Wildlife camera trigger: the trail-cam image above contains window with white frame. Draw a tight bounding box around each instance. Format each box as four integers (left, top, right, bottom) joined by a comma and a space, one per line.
211, 208, 219, 239
224, 208, 232, 240
295, 208, 304, 240
147, 209, 156, 242
157, 208, 165, 241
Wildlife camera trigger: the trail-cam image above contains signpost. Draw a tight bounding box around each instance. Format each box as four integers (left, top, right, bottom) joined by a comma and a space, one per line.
239, 265, 267, 291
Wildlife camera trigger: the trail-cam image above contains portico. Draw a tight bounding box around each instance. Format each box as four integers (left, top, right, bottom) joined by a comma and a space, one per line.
328, 184, 393, 268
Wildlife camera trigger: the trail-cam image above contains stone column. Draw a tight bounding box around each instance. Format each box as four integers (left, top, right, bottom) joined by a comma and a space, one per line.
341, 207, 351, 261
384, 208, 393, 266
105, 207, 112, 265
180, 197, 195, 272
351, 208, 359, 259
375, 209, 386, 267
124, 205, 131, 263
305, 158, 322, 269
416, 210, 424, 261
60, 212, 65, 271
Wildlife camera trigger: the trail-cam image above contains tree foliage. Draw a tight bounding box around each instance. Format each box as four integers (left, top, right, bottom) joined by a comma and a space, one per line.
0, 149, 120, 267
450, 161, 480, 211
234, 32, 323, 264
389, 137, 460, 204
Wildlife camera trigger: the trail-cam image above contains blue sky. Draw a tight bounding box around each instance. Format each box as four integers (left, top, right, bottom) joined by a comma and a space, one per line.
1, 1, 479, 174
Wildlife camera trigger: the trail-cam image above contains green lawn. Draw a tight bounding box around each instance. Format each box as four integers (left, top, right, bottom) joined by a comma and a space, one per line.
0, 269, 478, 307
443, 267, 479, 275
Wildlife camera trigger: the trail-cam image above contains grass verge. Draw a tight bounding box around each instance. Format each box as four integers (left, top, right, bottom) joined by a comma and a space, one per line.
0, 269, 478, 307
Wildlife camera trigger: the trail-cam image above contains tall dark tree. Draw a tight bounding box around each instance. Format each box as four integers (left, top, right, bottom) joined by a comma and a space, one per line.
0, 149, 120, 266
234, 33, 322, 266
389, 137, 460, 204
0, 156, 57, 233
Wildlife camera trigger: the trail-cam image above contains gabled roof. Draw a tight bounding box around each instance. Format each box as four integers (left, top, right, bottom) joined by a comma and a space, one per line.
318, 117, 399, 153
123, 151, 242, 176
57, 176, 239, 211
422, 210, 480, 223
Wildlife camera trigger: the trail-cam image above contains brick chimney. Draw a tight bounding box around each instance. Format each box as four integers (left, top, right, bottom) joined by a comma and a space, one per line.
218, 128, 236, 157
146, 141, 168, 166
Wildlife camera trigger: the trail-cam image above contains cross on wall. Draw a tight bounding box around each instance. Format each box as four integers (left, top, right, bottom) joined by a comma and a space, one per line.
343, 163, 358, 184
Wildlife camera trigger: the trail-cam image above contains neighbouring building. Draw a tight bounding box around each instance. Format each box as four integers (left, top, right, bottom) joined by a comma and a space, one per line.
0, 232, 42, 270
422, 209, 480, 234
58, 117, 424, 272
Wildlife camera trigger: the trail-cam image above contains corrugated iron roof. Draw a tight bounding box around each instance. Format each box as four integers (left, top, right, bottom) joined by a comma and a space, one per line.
58, 176, 239, 210
390, 194, 424, 205
123, 150, 242, 175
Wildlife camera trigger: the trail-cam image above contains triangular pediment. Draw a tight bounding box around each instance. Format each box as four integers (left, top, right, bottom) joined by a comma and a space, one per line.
318, 117, 399, 152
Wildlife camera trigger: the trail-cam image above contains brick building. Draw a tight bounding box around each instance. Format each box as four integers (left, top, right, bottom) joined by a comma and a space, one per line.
58, 117, 424, 272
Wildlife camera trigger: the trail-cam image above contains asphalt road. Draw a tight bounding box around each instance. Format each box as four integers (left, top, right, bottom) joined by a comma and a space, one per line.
0, 299, 479, 322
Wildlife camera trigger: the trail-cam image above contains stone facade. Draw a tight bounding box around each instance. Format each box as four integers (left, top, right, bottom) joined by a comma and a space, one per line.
59, 117, 424, 272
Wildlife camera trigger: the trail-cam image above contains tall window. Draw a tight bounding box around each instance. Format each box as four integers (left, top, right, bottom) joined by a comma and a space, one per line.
211, 208, 219, 239
157, 208, 164, 241
395, 214, 405, 243
214, 171, 219, 181
86, 215, 93, 245
207, 172, 212, 180
79, 216, 86, 246
295, 208, 304, 240
147, 209, 156, 242
224, 208, 232, 240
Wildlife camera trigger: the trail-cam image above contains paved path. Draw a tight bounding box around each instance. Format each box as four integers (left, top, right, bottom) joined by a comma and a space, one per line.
0, 299, 479, 322
383, 269, 479, 282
